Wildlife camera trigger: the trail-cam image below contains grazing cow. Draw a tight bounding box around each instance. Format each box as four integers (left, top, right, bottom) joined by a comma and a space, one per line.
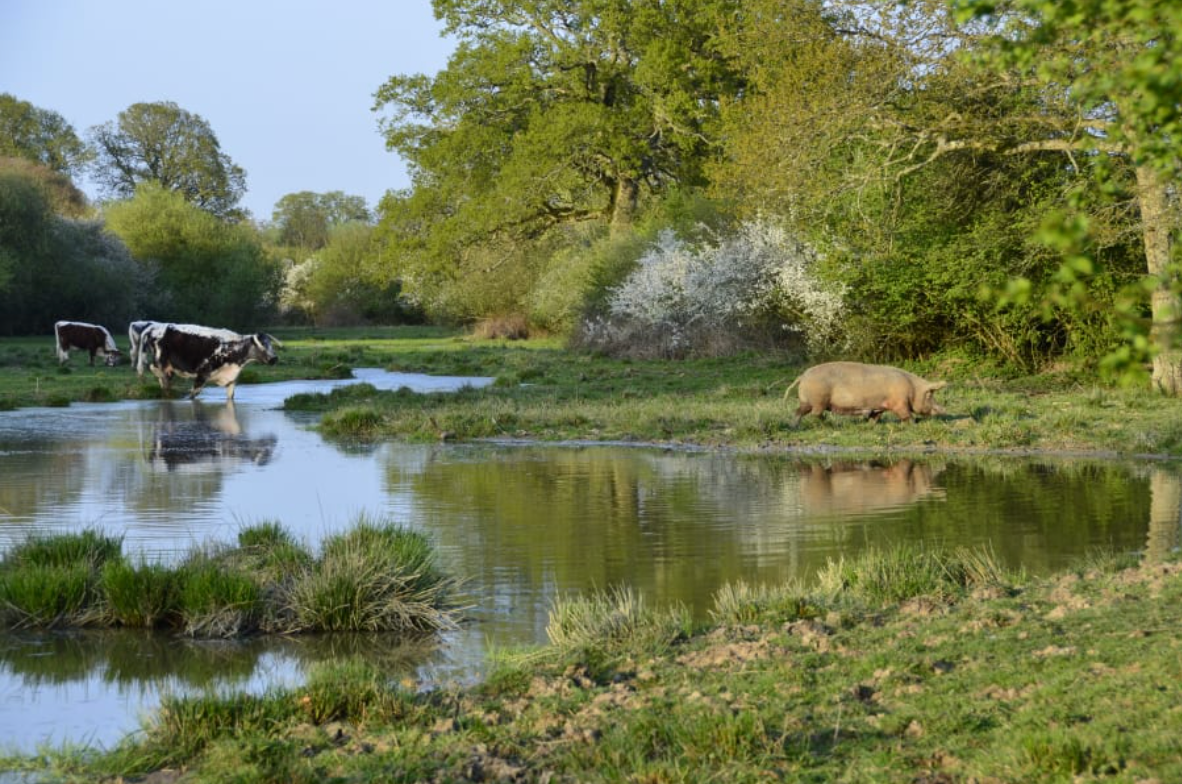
54, 321, 121, 366
151, 324, 280, 401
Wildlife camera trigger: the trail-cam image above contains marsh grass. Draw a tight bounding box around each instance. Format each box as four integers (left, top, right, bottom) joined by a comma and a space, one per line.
0, 519, 462, 639
814, 544, 1015, 606
284, 522, 460, 634
9, 548, 1182, 782
536, 586, 691, 670
101, 560, 178, 628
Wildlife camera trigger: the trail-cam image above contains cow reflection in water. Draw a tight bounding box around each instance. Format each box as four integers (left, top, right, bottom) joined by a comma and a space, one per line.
149, 402, 277, 471
798, 459, 945, 518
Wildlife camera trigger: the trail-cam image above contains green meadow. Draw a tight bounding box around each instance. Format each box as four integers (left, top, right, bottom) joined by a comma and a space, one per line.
4, 327, 1182, 456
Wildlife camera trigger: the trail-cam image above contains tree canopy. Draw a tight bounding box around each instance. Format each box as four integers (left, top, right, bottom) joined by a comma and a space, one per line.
372, 0, 747, 310
89, 102, 247, 220
271, 190, 371, 251
0, 93, 92, 178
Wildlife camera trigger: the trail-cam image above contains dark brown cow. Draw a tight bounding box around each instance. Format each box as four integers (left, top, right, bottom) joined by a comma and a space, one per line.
54, 321, 121, 366
151, 324, 280, 401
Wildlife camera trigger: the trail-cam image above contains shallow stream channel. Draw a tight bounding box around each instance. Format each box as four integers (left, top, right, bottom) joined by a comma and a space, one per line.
1, 368, 1179, 753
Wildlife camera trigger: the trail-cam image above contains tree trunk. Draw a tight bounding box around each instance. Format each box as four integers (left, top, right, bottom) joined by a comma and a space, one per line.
1135, 163, 1182, 395
609, 176, 639, 236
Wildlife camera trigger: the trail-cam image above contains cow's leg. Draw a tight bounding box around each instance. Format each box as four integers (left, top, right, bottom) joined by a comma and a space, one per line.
224, 381, 237, 402
188, 374, 208, 400
87, 349, 97, 366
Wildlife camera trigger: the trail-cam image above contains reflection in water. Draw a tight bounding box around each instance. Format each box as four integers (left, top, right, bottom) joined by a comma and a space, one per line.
0, 628, 444, 752
1146, 467, 1182, 564
797, 459, 944, 518
0, 390, 1179, 754
147, 402, 277, 471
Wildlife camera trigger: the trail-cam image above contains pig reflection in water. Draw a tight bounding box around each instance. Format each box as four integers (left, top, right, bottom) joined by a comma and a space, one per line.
797, 460, 945, 518
148, 402, 277, 471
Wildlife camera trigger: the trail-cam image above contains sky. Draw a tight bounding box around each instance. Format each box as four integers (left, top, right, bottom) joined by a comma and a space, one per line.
0, 0, 457, 220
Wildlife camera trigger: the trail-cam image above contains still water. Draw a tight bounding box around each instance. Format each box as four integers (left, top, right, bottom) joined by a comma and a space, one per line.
1, 370, 1179, 753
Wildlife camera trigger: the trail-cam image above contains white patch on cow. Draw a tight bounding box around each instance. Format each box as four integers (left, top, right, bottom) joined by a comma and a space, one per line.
208, 362, 243, 388
172, 324, 241, 341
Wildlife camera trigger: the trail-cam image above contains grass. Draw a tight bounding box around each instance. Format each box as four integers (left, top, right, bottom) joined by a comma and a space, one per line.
4, 328, 1182, 455
7, 545, 1181, 782
0, 520, 463, 639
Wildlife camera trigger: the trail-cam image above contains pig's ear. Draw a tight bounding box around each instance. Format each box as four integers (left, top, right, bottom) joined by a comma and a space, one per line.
928, 381, 947, 391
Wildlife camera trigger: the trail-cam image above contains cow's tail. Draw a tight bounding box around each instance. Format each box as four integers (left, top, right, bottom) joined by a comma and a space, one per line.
53, 322, 68, 363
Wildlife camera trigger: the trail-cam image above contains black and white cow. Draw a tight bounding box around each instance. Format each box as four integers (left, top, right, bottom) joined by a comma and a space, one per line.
136, 322, 239, 380
54, 321, 122, 366
151, 324, 280, 401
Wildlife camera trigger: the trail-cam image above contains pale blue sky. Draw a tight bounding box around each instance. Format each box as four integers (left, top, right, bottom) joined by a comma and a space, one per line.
0, 0, 456, 220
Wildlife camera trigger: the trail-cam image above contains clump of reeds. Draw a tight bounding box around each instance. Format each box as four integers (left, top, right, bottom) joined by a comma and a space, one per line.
709, 578, 820, 626
538, 585, 690, 667
813, 544, 1017, 605
281, 519, 460, 634
0, 529, 122, 628
0, 518, 462, 639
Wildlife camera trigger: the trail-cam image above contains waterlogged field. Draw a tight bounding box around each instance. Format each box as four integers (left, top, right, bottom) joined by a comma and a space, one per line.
4, 327, 1182, 456
2, 329, 1182, 780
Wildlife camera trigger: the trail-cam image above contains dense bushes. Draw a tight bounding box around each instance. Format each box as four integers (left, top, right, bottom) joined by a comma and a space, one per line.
0, 168, 153, 335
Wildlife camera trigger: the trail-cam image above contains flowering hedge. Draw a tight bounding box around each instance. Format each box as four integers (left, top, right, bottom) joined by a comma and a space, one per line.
578, 219, 848, 358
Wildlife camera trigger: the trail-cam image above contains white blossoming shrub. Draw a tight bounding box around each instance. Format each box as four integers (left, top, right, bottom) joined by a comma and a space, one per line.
578, 219, 848, 358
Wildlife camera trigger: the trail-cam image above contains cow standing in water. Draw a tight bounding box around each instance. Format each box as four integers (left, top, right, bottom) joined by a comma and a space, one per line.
135, 322, 238, 380
54, 321, 122, 366
150, 324, 280, 401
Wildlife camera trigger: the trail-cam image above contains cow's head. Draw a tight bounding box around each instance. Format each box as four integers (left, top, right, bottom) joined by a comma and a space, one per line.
103, 349, 123, 367
248, 334, 280, 365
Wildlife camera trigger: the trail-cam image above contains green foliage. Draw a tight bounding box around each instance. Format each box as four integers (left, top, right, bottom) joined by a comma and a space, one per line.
0, 93, 92, 177
373, 0, 747, 319
104, 183, 281, 328
293, 222, 421, 326
88, 101, 246, 219
0, 164, 154, 334
271, 190, 371, 250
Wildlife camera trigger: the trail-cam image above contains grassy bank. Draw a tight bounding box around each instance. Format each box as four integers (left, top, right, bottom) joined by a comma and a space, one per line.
0, 326, 463, 410
285, 338, 1182, 457
5, 327, 1182, 455
0, 519, 462, 638
6, 546, 1180, 782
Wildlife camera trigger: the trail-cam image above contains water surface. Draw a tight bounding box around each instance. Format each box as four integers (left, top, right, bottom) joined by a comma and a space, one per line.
1, 370, 1178, 753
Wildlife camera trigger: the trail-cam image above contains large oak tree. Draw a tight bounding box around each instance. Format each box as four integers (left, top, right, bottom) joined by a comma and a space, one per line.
89, 102, 247, 220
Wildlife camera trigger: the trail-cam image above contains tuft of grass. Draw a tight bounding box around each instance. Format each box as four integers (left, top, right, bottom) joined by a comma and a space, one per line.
176, 556, 262, 638
101, 559, 179, 628
541, 585, 690, 667
284, 522, 459, 634
2, 528, 123, 570
318, 405, 385, 437
814, 544, 1016, 606
0, 563, 96, 627
709, 579, 820, 626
